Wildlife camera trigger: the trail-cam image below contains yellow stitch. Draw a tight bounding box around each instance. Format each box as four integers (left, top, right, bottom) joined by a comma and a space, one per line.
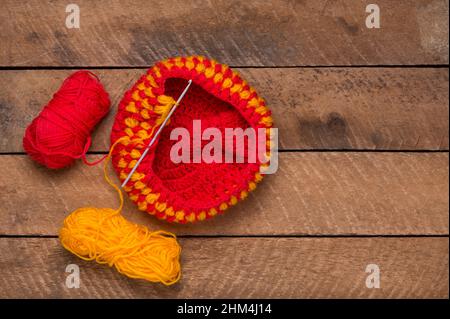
198, 211, 206, 221
120, 138, 130, 146
163, 61, 173, 69
248, 97, 259, 107
175, 211, 185, 220
120, 172, 127, 180
156, 202, 167, 212
137, 82, 146, 90
230, 84, 242, 94
219, 202, 228, 211
222, 78, 232, 88
130, 149, 141, 159
131, 172, 145, 182
128, 160, 137, 168
144, 88, 155, 98
204, 67, 215, 78
126, 103, 138, 113
221, 64, 229, 73
152, 66, 161, 78
132, 90, 141, 101
208, 208, 218, 216
195, 63, 205, 73
255, 106, 267, 114
137, 129, 150, 139
124, 185, 132, 192
119, 149, 128, 157
124, 128, 134, 137
118, 158, 127, 168
255, 172, 263, 183
230, 196, 238, 206
157, 95, 175, 105
260, 116, 273, 126
146, 75, 159, 88
240, 190, 248, 200
134, 181, 145, 190
186, 213, 196, 222
165, 207, 175, 216
138, 201, 147, 211
140, 122, 151, 130
213, 73, 223, 83
141, 187, 151, 195
146, 193, 160, 204
248, 182, 257, 191
186, 61, 195, 70
125, 117, 139, 128
239, 90, 250, 99
154, 103, 172, 115
129, 194, 138, 201
140, 109, 150, 120
142, 99, 152, 110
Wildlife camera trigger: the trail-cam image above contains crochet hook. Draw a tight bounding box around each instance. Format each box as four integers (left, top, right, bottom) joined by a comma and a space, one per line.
121, 79, 193, 188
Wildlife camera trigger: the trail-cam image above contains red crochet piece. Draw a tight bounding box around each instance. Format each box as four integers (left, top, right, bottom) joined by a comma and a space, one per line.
111, 56, 273, 223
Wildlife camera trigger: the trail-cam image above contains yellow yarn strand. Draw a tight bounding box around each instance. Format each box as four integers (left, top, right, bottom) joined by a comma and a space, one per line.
59, 137, 181, 285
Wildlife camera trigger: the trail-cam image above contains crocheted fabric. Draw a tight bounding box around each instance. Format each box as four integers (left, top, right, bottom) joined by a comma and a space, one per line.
111, 56, 273, 223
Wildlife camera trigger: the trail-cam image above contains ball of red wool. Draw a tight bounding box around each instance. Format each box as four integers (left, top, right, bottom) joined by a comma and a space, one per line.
23, 71, 110, 169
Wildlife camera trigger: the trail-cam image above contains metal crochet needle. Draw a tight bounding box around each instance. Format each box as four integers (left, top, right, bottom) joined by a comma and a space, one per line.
121, 79, 193, 188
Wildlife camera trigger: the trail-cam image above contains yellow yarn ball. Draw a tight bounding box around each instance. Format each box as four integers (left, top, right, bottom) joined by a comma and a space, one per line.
60, 207, 181, 285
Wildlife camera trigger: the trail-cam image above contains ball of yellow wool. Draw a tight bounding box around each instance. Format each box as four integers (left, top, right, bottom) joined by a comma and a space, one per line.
59, 207, 181, 285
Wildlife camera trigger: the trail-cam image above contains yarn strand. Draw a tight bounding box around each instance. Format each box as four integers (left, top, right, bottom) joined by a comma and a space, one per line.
59, 136, 182, 285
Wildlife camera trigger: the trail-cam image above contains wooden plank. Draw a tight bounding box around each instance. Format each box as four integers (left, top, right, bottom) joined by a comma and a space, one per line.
0, 153, 447, 236
0, 237, 447, 298
0, 68, 448, 152
0, 0, 448, 67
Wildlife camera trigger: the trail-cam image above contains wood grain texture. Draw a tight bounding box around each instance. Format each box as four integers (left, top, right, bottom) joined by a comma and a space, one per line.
0, 68, 448, 151
0, 237, 447, 298
0, 153, 447, 236
0, 0, 448, 67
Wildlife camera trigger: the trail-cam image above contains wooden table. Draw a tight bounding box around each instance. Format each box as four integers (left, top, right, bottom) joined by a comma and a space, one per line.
0, 0, 448, 298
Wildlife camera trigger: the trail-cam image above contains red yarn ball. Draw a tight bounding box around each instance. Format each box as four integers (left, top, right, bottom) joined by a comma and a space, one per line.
23, 71, 110, 169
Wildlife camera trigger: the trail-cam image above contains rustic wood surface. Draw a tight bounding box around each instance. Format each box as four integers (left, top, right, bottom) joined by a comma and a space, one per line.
0, 0, 448, 299
0, 237, 447, 298
0, 0, 448, 67
0, 153, 447, 236
0, 68, 448, 152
